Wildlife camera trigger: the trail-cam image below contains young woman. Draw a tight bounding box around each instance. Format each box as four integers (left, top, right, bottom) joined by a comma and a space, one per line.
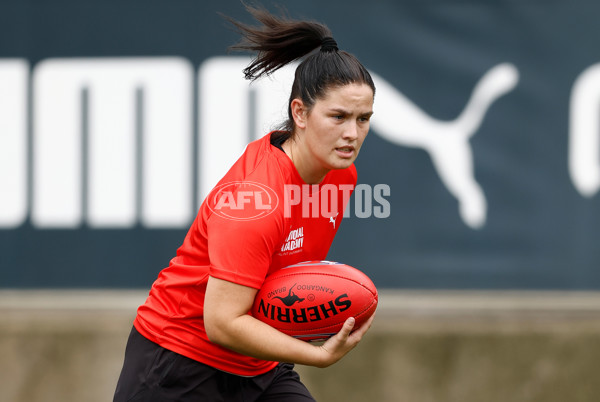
114, 4, 376, 401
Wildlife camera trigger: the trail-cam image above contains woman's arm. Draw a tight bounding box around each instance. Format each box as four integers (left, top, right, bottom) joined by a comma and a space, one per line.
203, 276, 374, 368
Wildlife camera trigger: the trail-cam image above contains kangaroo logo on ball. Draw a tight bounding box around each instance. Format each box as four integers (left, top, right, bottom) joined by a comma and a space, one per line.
272, 283, 305, 306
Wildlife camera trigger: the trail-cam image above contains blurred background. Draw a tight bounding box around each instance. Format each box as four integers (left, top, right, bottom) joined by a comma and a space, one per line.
2, 0, 600, 401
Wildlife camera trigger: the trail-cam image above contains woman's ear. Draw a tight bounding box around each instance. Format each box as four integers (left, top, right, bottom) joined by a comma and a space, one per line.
290, 98, 307, 129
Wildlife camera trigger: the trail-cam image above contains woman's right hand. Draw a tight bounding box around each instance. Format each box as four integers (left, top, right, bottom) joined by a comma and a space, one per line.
315, 313, 375, 368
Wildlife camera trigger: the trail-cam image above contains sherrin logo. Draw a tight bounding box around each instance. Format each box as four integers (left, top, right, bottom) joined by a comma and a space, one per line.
256, 293, 352, 324
257, 279, 352, 324
207, 181, 279, 221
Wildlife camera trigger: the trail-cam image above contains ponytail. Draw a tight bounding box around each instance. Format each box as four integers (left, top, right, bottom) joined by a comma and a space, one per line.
224, 3, 375, 133
224, 5, 330, 80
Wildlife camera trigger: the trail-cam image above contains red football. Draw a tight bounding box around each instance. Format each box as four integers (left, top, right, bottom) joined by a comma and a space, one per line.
252, 260, 378, 341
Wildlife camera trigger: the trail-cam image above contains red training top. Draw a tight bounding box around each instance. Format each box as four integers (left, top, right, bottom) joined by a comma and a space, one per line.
134, 132, 357, 376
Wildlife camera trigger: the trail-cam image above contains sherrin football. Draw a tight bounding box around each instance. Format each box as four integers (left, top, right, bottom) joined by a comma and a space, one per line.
251, 261, 378, 341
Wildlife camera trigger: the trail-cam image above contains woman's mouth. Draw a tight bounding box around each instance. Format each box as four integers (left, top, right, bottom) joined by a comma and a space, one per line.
335, 146, 355, 158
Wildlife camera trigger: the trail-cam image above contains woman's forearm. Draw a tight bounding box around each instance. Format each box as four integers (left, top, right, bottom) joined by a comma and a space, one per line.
203, 276, 370, 368
205, 312, 329, 367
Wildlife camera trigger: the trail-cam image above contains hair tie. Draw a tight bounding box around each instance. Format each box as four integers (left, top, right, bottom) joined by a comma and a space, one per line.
320, 37, 338, 52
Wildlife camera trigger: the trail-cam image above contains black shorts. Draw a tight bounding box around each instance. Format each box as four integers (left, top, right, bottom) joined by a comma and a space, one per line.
113, 327, 316, 402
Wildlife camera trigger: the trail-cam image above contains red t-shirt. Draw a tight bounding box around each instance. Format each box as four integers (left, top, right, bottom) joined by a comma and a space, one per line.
134, 132, 357, 376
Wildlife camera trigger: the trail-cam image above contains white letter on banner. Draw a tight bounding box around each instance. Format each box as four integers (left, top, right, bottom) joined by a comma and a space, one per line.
197, 57, 294, 204
198, 57, 251, 204
32, 58, 193, 228
0, 59, 28, 228
570, 63, 600, 197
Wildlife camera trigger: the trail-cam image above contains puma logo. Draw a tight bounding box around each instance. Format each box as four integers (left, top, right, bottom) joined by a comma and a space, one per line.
370, 63, 519, 228
329, 213, 338, 229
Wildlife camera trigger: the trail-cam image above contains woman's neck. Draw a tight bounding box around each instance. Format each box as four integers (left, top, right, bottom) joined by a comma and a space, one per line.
281, 138, 327, 184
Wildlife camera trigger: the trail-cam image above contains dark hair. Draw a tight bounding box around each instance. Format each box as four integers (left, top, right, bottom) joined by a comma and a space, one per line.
223, 4, 375, 134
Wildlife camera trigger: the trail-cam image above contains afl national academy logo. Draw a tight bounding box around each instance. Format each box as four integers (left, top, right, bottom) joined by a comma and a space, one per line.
207, 181, 279, 221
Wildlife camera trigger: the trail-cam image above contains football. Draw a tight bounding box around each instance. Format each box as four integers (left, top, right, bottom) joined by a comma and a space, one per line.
252, 260, 378, 341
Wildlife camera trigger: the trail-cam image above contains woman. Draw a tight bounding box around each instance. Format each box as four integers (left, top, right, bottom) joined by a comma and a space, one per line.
114, 4, 376, 401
